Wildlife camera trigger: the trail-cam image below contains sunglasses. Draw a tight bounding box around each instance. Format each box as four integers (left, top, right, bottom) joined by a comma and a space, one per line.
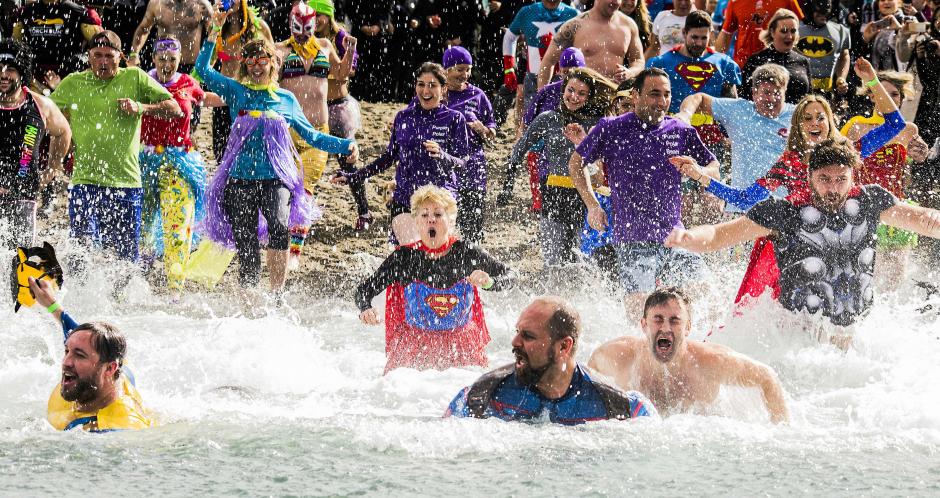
244, 56, 271, 67
777, 28, 799, 34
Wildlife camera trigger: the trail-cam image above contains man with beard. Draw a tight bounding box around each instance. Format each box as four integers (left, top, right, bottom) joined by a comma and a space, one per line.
647, 11, 742, 112
0, 40, 71, 249
50, 31, 181, 263
589, 287, 789, 423
664, 139, 940, 332
445, 296, 656, 424
27, 277, 153, 431
537, 0, 645, 88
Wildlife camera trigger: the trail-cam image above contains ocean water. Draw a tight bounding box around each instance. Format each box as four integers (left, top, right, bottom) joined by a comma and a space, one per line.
2, 248, 939, 497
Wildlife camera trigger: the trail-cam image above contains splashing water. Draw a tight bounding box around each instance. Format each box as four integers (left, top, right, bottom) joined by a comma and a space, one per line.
1, 244, 939, 495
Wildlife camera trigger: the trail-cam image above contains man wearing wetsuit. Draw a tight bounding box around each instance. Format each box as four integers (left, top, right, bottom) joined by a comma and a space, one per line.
13, 0, 102, 93
445, 296, 656, 424
28, 277, 153, 432
590, 287, 789, 423
665, 139, 940, 334
0, 40, 72, 249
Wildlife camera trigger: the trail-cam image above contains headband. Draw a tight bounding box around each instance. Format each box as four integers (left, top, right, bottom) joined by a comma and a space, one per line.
615, 90, 633, 99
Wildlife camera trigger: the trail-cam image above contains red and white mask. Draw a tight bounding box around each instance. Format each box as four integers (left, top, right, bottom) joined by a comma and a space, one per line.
290, 4, 317, 43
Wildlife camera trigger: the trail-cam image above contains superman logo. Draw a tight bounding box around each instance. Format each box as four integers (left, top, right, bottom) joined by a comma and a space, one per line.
676, 61, 717, 91
425, 294, 459, 317
796, 36, 835, 58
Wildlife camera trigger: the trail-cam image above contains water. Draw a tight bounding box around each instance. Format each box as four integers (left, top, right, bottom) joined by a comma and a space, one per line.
2, 248, 939, 496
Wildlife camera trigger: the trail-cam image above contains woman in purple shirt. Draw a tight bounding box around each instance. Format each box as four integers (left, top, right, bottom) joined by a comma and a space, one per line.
334, 62, 469, 245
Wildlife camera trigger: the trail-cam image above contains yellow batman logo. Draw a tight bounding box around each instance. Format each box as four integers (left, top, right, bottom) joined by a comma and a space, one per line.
33, 18, 65, 26
796, 36, 835, 58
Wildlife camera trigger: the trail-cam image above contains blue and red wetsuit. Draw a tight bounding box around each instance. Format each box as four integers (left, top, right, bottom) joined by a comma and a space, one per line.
445, 364, 655, 425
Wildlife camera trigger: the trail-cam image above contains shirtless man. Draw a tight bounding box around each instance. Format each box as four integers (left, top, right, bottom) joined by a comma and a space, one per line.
275, 2, 356, 264
127, 0, 213, 70
589, 287, 790, 423
537, 0, 644, 88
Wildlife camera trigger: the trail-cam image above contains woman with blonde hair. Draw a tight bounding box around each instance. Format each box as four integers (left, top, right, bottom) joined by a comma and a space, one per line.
355, 185, 513, 374
674, 58, 907, 304
741, 8, 811, 104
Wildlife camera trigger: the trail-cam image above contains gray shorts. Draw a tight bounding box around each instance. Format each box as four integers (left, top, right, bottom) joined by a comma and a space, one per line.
614, 241, 704, 294
0, 199, 37, 249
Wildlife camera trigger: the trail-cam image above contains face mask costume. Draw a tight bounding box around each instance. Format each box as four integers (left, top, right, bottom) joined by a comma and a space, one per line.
288, 4, 321, 59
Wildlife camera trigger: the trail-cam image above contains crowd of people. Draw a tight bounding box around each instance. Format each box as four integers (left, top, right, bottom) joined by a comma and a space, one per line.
2, 0, 940, 431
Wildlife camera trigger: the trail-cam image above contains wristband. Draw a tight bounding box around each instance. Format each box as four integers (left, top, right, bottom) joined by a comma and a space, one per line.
211, 25, 222, 34
481, 278, 494, 290
504, 68, 515, 74
47, 302, 61, 313
865, 76, 880, 88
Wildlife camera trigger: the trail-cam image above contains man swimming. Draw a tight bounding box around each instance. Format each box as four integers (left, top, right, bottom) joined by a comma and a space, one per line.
445, 296, 655, 424
29, 277, 153, 431
589, 287, 789, 423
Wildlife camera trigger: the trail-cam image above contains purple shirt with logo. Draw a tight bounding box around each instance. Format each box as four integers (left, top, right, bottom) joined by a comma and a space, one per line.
444, 84, 495, 192
350, 104, 468, 206
576, 113, 716, 243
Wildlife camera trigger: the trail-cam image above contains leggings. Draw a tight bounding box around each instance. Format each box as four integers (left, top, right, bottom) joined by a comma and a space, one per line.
329, 96, 369, 216
539, 185, 585, 267
457, 189, 485, 245
222, 178, 291, 287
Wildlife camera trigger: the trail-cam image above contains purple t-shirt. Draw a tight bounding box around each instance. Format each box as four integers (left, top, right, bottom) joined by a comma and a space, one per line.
445, 84, 495, 191
352, 104, 469, 206
576, 113, 716, 243
523, 79, 563, 126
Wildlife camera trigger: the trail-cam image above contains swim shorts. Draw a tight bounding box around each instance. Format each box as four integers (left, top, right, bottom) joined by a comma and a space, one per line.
614, 242, 704, 294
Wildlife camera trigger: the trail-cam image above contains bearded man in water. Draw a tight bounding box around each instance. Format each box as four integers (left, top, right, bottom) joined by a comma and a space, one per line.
589, 287, 789, 423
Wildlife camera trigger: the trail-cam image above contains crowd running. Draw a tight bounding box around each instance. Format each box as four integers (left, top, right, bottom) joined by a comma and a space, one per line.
1, 0, 940, 431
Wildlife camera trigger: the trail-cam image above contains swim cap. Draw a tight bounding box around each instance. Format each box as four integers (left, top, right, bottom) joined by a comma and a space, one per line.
307, 0, 334, 18
443, 46, 472, 69
0, 39, 34, 86
560, 47, 586, 69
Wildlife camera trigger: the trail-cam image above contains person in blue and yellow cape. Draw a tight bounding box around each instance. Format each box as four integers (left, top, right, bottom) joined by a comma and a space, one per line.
355, 185, 513, 374
27, 276, 153, 432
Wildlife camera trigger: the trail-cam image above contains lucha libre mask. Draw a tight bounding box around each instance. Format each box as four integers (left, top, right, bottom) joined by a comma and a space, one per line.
290, 4, 317, 42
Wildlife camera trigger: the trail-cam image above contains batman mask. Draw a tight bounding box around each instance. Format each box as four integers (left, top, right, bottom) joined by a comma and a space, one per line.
10, 242, 63, 312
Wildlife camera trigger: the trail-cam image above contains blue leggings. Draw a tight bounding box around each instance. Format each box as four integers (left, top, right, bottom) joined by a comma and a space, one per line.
68, 184, 142, 261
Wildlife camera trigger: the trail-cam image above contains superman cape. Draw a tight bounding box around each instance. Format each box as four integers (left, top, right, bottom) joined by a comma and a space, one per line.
383, 254, 490, 373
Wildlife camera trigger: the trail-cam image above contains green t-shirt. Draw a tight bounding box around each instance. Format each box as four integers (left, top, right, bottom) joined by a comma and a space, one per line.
51, 67, 173, 188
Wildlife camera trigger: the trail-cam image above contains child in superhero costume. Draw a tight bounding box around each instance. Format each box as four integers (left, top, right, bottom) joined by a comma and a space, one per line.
355, 185, 513, 374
